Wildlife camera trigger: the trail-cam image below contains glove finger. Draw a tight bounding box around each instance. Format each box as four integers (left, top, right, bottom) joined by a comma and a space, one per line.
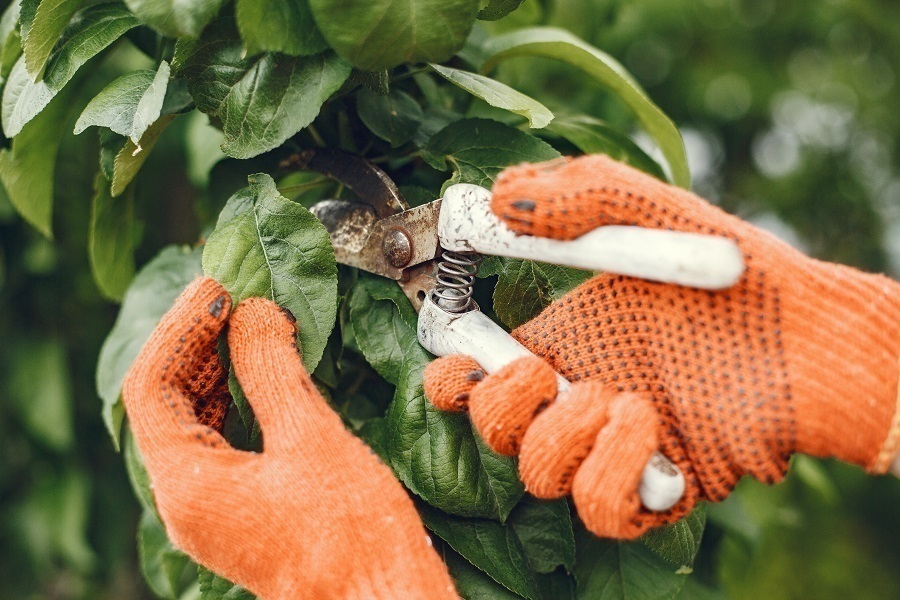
570, 392, 664, 539
123, 277, 236, 465
517, 381, 618, 498
468, 356, 557, 456
491, 154, 737, 240
183, 347, 231, 432
228, 298, 351, 455
424, 355, 485, 412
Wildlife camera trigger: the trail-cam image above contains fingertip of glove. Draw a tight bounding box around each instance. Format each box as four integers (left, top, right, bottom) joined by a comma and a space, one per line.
183, 277, 232, 322
570, 393, 661, 539
230, 298, 297, 341
492, 154, 649, 239
469, 356, 558, 455
424, 355, 483, 412
517, 380, 633, 498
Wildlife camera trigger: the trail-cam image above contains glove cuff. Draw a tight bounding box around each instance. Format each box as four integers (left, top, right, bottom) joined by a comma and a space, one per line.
785, 263, 900, 471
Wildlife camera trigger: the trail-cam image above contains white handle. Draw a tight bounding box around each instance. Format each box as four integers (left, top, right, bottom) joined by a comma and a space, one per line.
418, 295, 685, 511
438, 184, 745, 289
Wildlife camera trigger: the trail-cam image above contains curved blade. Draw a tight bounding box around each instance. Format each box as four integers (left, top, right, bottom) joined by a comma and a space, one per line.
281, 148, 408, 218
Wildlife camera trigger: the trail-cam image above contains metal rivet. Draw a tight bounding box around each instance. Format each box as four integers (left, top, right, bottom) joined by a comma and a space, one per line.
382, 229, 412, 268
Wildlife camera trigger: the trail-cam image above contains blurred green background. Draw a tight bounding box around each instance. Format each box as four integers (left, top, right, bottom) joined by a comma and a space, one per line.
1, 0, 898, 598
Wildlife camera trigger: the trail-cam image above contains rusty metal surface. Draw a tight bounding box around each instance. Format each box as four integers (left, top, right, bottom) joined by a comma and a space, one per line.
382, 229, 413, 268
310, 199, 376, 254
398, 261, 439, 312
310, 199, 443, 281
281, 149, 408, 218
295, 148, 443, 312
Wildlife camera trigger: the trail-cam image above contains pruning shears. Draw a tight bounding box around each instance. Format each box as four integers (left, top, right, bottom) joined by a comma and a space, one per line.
294, 149, 746, 512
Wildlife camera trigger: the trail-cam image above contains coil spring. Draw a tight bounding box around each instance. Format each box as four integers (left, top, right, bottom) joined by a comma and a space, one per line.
432, 250, 482, 313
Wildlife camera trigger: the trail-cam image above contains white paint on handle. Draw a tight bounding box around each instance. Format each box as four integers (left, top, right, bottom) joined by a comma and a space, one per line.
640, 452, 687, 511
438, 184, 745, 290
418, 295, 684, 511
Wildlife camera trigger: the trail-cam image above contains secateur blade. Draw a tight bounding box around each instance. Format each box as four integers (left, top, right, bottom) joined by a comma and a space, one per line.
290, 149, 443, 310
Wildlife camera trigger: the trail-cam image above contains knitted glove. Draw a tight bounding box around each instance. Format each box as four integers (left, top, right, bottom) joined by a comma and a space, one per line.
424, 155, 900, 539
123, 277, 457, 600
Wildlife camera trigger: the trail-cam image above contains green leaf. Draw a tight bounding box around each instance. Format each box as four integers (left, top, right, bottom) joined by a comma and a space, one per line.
308, 0, 479, 71
19, 0, 38, 42
2, 3, 139, 137
96, 245, 203, 448
443, 545, 524, 600
14, 469, 96, 572
89, 173, 135, 301
356, 86, 423, 147
545, 114, 666, 180
349, 68, 389, 95
0, 80, 76, 238
197, 566, 255, 600
172, 17, 251, 115
138, 510, 192, 600
347, 277, 416, 385
349, 275, 524, 520
202, 173, 338, 372
228, 367, 261, 450
672, 577, 726, 600
0, 1, 22, 80
176, 20, 350, 158
573, 526, 688, 600
429, 64, 552, 128
641, 507, 706, 572
423, 118, 559, 189
123, 0, 226, 39
479, 257, 591, 329
537, 570, 577, 600
98, 128, 125, 180
235, 0, 327, 57
421, 506, 541, 600
74, 61, 170, 144
477, 0, 525, 21
22, 0, 83, 81
413, 105, 462, 148
123, 427, 155, 514
110, 113, 176, 196
790, 454, 839, 502
7, 338, 74, 451
185, 111, 227, 187
218, 52, 351, 159
508, 496, 576, 574
482, 28, 690, 187
173, 18, 249, 114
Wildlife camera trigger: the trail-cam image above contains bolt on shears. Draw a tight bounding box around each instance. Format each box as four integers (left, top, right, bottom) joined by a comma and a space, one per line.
292, 149, 746, 512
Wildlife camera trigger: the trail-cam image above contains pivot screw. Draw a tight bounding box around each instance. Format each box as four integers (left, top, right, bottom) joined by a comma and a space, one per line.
382, 229, 412, 268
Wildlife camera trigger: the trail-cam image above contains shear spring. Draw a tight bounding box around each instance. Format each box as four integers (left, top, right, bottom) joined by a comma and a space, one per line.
432, 250, 482, 313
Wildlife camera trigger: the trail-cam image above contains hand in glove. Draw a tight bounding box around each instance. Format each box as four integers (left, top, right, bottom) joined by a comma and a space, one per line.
123, 277, 458, 599
425, 155, 900, 538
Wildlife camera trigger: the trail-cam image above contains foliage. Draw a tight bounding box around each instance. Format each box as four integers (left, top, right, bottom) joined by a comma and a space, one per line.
0, 0, 898, 598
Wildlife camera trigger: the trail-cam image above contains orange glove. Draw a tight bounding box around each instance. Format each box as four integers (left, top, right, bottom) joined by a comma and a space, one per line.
425, 155, 900, 539
123, 278, 457, 600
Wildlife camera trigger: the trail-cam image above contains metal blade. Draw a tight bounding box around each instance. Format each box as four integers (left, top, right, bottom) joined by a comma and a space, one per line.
290, 149, 443, 310
310, 198, 444, 280
281, 149, 408, 218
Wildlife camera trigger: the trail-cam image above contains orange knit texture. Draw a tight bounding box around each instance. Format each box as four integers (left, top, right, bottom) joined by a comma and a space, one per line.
123, 278, 458, 600
426, 155, 900, 539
